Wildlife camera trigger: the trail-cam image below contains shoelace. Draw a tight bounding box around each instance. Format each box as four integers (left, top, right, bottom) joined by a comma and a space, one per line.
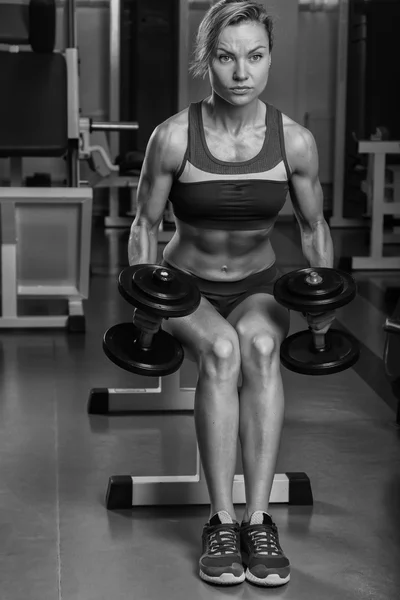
207, 524, 239, 556
247, 524, 281, 556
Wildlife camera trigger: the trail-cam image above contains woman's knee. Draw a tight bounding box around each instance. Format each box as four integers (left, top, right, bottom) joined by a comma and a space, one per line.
252, 332, 280, 363
238, 325, 281, 371
199, 333, 241, 380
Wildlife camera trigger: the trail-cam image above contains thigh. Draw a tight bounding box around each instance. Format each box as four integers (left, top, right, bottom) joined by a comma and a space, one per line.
162, 294, 240, 364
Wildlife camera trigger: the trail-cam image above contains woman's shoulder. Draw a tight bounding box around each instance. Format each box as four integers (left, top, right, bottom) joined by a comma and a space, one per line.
154, 107, 190, 151
280, 112, 318, 167
146, 107, 191, 172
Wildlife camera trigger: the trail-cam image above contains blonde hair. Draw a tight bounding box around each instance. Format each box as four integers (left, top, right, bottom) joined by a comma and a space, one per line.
190, 0, 274, 79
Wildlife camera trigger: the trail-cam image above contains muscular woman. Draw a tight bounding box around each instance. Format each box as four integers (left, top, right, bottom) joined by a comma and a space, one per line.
128, 0, 335, 588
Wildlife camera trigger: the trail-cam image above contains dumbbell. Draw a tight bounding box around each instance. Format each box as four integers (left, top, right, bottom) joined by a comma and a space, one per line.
103, 264, 201, 376
273, 267, 360, 375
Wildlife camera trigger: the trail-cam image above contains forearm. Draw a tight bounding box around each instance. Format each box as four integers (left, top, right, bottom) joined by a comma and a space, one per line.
128, 220, 159, 266
300, 219, 334, 268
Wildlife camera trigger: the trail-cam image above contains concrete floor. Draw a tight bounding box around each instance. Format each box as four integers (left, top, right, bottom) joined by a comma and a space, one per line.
0, 219, 399, 600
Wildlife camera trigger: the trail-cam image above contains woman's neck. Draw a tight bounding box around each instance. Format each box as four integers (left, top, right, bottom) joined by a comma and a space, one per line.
204, 94, 263, 136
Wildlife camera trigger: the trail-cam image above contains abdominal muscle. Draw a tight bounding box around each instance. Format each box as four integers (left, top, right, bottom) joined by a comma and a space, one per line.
163, 218, 276, 281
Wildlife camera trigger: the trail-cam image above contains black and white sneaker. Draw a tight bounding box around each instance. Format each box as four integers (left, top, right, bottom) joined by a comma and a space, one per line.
240, 511, 290, 586
199, 511, 245, 585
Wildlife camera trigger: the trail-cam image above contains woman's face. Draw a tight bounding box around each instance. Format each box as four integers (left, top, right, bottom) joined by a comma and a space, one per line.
208, 21, 271, 106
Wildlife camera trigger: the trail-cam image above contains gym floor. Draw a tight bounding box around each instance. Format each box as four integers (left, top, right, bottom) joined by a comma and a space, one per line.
0, 217, 399, 600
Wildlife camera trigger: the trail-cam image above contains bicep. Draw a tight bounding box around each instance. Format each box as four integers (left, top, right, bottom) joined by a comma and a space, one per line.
136, 165, 173, 232
135, 125, 177, 232
288, 128, 324, 231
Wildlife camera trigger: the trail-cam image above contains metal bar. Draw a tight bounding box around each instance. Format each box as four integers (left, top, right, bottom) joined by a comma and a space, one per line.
67, 145, 79, 187
68, 299, 84, 317
358, 141, 400, 154
66, 0, 77, 48
65, 49, 80, 140
384, 318, 400, 334
0, 201, 17, 317
128, 474, 290, 506
352, 257, 400, 270
106, 0, 122, 227
104, 388, 194, 412
0, 317, 69, 328
109, 0, 121, 159
104, 215, 132, 228
1, 244, 17, 318
78, 193, 93, 298
90, 370, 196, 412
18, 285, 80, 296
65, 44, 80, 186
91, 121, 139, 132
0, 188, 92, 200
331, 0, 349, 226
370, 153, 385, 259
358, 14, 367, 138
178, 0, 189, 111
383, 204, 400, 216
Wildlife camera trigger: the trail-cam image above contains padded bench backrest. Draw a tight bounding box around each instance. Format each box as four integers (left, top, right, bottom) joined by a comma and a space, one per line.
0, 53, 68, 158
0, 0, 68, 158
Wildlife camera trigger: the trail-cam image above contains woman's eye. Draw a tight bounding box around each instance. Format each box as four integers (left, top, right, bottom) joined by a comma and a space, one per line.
250, 54, 263, 62
218, 55, 231, 63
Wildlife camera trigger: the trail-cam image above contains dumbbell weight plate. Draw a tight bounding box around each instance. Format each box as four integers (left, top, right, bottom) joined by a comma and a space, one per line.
103, 323, 184, 377
274, 268, 356, 313
280, 328, 360, 375
287, 268, 343, 298
118, 264, 201, 317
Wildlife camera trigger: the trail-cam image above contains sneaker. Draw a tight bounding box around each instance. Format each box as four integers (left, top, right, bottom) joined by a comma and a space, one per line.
199, 510, 245, 585
240, 511, 290, 586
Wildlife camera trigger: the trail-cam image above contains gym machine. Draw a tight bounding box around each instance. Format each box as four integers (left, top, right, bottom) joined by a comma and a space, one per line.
0, 0, 92, 330
331, 0, 400, 270
102, 0, 188, 240
88, 263, 360, 509
0, 0, 140, 330
351, 139, 400, 270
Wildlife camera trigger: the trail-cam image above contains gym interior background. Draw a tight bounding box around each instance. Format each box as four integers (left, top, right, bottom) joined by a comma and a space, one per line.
0, 0, 400, 599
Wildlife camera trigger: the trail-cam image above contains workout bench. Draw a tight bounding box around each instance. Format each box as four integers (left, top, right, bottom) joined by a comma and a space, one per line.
88, 367, 313, 509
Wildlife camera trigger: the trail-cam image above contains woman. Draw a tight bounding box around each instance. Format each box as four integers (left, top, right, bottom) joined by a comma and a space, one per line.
128, 0, 334, 588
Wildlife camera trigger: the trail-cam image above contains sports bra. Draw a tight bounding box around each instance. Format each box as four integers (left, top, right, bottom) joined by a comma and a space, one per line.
167, 100, 291, 230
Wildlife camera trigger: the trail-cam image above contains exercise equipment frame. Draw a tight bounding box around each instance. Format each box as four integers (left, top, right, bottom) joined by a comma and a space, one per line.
89, 369, 313, 509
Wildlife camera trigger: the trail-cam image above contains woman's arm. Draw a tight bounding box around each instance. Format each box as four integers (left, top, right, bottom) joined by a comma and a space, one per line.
285, 122, 336, 333
286, 124, 334, 269
128, 121, 181, 266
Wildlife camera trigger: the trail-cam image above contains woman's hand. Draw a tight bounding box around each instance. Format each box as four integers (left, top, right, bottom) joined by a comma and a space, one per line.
303, 310, 336, 335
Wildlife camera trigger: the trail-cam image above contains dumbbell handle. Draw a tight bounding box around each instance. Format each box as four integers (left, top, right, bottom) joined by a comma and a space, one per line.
133, 309, 163, 350
137, 331, 154, 350
305, 310, 327, 351
312, 330, 326, 351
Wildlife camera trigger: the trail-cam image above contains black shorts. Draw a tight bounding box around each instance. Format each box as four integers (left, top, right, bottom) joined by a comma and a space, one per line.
161, 260, 283, 319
